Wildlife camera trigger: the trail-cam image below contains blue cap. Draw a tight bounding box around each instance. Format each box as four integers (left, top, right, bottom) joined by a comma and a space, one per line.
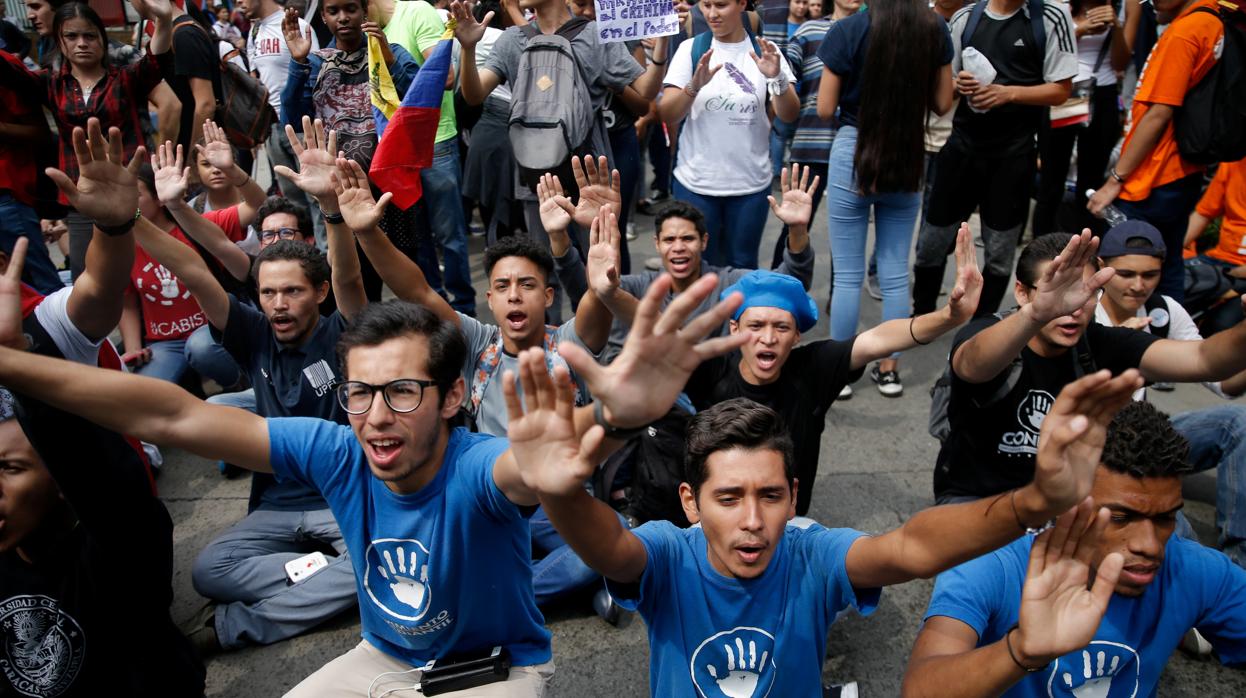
722, 270, 818, 332
1099, 220, 1166, 259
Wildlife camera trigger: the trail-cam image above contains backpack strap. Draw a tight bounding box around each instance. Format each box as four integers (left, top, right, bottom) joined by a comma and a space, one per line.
961, 0, 989, 47
519, 22, 540, 40
1142, 294, 1172, 338
962, 0, 1046, 57
690, 24, 762, 72
1071, 332, 1098, 378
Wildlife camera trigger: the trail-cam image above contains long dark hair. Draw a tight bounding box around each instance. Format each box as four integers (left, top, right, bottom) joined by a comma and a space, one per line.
52, 2, 109, 69
853, 0, 945, 195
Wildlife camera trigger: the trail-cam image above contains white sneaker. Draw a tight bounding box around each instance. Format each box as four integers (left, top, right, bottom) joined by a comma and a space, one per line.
1180, 628, 1213, 658
838, 384, 853, 400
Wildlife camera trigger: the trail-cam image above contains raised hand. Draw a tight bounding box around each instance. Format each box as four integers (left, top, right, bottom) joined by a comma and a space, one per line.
766, 163, 818, 228
570, 155, 622, 229
537, 173, 575, 236
560, 274, 750, 429
1012, 500, 1123, 668
586, 208, 622, 300
449, 1, 493, 50
504, 350, 605, 497
283, 7, 312, 64
1028, 230, 1117, 324
362, 22, 395, 64
333, 158, 393, 232
274, 116, 339, 201
686, 47, 722, 94
0, 238, 29, 350
129, 0, 172, 22
45, 118, 144, 227
195, 120, 235, 172
151, 141, 190, 205
945, 223, 984, 324
749, 37, 783, 79
1031, 368, 1143, 514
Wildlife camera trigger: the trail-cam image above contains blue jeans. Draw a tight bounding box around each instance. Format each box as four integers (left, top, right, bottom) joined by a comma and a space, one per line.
0, 193, 64, 295
419, 138, 476, 314
770, 117, 796, 178
192, 508, 356, 648
185, 324, 244, 387
826, 126, 920, 345
531, 505, 628, 605
1172, 405, 1246, 569
1114, 173, 1203, 304
671, 178, 771, 269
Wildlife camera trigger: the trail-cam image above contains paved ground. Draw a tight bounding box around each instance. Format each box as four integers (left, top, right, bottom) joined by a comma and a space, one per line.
156, 197, 1246, 696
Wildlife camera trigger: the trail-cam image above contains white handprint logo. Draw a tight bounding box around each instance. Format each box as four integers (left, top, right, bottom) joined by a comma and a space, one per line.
153, 265, 180, 300
691, 627, 776, 698
1046, 641, 1139, 698
1018, 390, 1055, 434
364, 538, 434, 621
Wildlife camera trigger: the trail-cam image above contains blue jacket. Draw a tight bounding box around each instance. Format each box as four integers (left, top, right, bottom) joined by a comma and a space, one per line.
280, 40, 420, 127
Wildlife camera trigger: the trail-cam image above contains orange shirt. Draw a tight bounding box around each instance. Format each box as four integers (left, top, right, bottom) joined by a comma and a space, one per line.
1121, 0, 1224, 202
1196, 158, 1246, 266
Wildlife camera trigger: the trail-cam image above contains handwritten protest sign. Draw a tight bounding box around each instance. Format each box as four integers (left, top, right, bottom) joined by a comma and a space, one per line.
594, 0, 680, 43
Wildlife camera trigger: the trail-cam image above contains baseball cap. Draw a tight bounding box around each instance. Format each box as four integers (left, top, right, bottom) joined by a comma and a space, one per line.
1099, 220, 1167, 260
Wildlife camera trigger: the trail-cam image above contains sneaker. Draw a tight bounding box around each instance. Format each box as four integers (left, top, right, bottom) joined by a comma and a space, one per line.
1180, 628, 1213, 659
866, 273, 882, 301
824, 682, 859, 698
838, 384, 853, 400
626, 222, 637, 241
592, 588, 634, 629
870, 364, 903, 397
636, 190, 669, 215
644, 257, 662, 272
1150, 381, 1175, 392
181, 603, 222, 658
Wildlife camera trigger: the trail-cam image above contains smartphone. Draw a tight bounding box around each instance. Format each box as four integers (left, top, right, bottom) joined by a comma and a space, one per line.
284, 551, 329, 584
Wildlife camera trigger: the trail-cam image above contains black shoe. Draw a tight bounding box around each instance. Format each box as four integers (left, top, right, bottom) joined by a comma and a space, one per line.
181, 603, 222, 658
636, 191, 669, 215
1150, 381, 1175, 392
870, 364, 903, 397
592, 588, 634, 629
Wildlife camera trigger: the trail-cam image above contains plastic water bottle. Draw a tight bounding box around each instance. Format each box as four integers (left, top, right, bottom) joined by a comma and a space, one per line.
1086, 189, 1128, 227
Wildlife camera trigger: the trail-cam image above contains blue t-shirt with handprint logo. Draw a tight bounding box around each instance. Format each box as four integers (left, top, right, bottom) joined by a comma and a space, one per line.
925, 535, 1246, 697
267, 418, 551, 666
610, 522, 880, 697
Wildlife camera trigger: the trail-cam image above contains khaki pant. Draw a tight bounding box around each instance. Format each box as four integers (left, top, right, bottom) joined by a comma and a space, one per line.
284, 640, 554, 697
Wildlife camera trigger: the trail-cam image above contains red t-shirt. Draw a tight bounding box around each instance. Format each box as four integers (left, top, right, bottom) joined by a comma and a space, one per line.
203, 204, 247, 243
128, 227, 208, 342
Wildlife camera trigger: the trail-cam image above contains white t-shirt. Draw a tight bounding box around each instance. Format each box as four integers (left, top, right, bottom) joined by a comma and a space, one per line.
247, 10, 319, 113
665, 36, 795, 197
33, 287, 109, 366
1073, 6, 1124, 86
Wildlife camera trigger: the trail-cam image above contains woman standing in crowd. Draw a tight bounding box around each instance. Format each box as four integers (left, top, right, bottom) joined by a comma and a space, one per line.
659, 0, 799, 270
769, 0, 807, 180
1032, 0, 1130, 238
817, 0, 953, 397
0, 0, 172, 281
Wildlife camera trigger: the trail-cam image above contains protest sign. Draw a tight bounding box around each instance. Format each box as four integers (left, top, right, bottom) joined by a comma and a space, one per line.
594, 0, 679, 43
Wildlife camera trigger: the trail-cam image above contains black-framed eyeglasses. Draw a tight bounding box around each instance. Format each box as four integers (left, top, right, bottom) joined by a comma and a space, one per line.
333, 379, 438, 415
260, 227, 301, 243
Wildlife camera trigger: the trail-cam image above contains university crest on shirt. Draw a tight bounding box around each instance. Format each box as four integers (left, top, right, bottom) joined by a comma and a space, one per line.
0, 595, 85, 697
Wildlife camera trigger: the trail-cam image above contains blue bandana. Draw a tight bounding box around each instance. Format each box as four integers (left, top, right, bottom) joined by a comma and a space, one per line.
722, 270, 818, 332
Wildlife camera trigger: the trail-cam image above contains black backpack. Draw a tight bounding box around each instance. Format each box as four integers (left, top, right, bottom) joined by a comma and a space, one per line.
1174, 6, 1246, 165
611, 407, 693, 527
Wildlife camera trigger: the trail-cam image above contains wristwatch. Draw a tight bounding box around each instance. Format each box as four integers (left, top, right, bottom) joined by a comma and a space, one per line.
766, 75, 790, 97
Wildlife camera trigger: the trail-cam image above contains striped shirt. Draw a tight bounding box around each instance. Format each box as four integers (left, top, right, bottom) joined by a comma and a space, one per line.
786, 18, 838, 164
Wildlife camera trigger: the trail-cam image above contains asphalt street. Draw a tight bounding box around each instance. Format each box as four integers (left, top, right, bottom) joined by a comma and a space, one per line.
158, 200, 1246, 696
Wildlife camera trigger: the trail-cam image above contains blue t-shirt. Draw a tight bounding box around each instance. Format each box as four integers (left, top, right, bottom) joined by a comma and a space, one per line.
816, 11, 954, 128
267, 419, 552, 667
610, 522, 879, 697
925, 536, 1246, 697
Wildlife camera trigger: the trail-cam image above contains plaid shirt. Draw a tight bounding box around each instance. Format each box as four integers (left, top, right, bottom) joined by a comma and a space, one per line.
1, 51, 162, 204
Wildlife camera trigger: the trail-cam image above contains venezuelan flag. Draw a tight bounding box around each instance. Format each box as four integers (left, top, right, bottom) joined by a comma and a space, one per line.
369, 25, 453, 210
369, 34, 401, 139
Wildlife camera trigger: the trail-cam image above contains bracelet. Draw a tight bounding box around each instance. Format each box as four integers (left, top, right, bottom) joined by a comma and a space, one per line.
593, 401, 644, 441
96, 208, 140, 237
683, 84, 699, 98
323, 210, 345, 225
1110, 167, 1126, 184
1010, 489, 1054, 535
909, 316, 930, 346
1005, 625, 1045, 673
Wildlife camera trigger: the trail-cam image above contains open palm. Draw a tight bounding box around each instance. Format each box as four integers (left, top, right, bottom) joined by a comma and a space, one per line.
197, 120, 235, 171
586, 208, 621, 298
571, 155, 621, 229
334, 158, 392, 232
767, 163, 817, 227
152, 141, 189, 204
946, 223, 984, 324
274, 116, 338, 199
537, 174, 575, 235
1030, 231, 1116, 324
45, 119, 143, 227
504, 351, 601, 497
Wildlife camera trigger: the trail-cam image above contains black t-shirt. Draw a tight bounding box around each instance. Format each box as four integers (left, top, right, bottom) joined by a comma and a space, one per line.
685, 337, 862, 515
952, 9, 1046, 155
934, 316, 1159, 499
0, 395, 204, 697
166, 16, 222, 150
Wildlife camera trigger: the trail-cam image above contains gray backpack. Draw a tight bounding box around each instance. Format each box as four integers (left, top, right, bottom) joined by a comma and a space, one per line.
508, 18, 595, 174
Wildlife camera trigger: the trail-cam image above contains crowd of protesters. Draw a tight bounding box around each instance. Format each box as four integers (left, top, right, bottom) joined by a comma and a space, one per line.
1, 0, 1245, 694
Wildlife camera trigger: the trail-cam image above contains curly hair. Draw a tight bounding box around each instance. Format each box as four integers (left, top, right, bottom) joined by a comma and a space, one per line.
1101, 401, 1192, 479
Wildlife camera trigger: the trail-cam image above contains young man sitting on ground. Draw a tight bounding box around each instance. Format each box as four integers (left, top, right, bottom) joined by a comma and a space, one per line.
502, 322, 1144, 695
904, 401, 1246, 697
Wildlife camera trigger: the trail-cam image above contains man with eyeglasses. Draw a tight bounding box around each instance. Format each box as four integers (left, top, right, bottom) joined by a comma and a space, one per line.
0, 272, 750, 694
